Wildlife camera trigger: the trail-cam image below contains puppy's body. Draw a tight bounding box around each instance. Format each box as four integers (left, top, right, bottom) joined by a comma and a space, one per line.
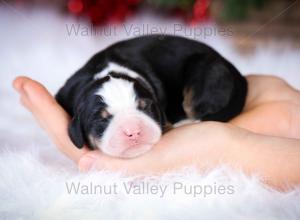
56, 35, 247, 158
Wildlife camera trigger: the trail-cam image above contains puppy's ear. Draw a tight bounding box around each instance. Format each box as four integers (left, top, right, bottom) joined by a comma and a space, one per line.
68, 114, 85, 149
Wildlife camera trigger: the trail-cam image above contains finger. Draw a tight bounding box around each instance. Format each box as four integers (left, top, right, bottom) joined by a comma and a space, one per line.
14, 77, 33, 110
78, 145, 167, 175
13, 76, 31, 93
77, 150, 143, 173
14, 77, 66, 130
78, 151, 102, 172
20, 95, 31, 109
13, 76, 89, 162
231, 102, 293, 137
13, 76, 53, 115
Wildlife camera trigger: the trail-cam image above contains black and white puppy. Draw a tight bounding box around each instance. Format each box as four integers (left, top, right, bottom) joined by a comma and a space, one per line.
56, 35, 247, 158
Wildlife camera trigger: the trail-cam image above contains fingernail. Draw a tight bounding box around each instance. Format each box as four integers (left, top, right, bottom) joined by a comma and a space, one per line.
13, 81, 27, 96
13, 80, 20, 91
14, 83, 23, 93
78, 155, 96, 172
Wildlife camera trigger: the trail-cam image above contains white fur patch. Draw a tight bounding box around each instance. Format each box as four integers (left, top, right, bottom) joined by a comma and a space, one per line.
173, 119, 200, 128
95, 77, 137, 114
94, 62, 141, 80
98, 109, 162, 158
94, 61, 156, 103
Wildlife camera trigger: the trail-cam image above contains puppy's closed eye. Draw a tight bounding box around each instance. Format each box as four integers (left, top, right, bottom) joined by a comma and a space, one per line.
138, 98, 152, 110
100, 109, 110, 119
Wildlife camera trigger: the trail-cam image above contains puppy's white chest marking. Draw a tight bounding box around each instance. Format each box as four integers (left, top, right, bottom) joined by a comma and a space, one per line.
94, 62, 140, 80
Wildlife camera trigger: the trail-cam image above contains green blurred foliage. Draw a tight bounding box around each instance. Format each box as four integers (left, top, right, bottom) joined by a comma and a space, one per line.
221, 0, 266, 21
147, 0, 195, 10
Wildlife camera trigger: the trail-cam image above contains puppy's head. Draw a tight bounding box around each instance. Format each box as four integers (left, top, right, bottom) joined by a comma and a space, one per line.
69, 73, 165, 158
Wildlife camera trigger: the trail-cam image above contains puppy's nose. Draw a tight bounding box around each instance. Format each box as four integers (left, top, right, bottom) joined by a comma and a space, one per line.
122, 124, 141, 141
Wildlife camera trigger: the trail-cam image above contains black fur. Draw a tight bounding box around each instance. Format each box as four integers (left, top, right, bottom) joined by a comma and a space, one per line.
56, 35, 247, 149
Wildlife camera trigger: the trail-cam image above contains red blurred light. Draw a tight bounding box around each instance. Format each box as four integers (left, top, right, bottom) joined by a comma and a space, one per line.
68, 0, 84, 14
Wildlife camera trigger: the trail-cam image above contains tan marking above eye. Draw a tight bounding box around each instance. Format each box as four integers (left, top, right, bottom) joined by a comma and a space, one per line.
138, 99, 147, 109
100, 109, 110, 118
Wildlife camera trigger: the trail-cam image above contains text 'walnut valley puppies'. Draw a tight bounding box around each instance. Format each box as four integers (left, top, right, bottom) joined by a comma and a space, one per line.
56, 35, 247, 158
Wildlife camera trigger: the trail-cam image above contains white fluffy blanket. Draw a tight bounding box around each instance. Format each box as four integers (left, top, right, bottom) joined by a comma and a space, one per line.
0, 8, 300, 220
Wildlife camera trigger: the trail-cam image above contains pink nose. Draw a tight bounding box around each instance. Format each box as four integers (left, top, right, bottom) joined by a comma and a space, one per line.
122, 124, 141, 141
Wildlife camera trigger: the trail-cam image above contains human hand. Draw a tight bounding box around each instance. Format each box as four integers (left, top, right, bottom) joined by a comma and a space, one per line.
13, 76, 300, 189
13, 76, 90, 162
13, 76, 238, 173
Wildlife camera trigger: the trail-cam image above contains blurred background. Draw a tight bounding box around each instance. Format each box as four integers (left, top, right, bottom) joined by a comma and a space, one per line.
2, 0, 300, 51
0, 2, 300, 217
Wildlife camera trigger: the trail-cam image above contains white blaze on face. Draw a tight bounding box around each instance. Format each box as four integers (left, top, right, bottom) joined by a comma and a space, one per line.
99, 77, 137, 114
94, 77, 161, 158
94, 62, 141, 80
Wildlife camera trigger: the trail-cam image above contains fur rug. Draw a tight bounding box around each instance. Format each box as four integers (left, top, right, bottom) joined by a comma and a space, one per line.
0, 7, 300, 220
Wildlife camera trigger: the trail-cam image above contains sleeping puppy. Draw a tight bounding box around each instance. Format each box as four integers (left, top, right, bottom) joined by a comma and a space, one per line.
56, 35, 247, 158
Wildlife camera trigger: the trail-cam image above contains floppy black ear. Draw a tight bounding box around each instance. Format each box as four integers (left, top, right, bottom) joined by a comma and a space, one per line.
68, 115, 85, 149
